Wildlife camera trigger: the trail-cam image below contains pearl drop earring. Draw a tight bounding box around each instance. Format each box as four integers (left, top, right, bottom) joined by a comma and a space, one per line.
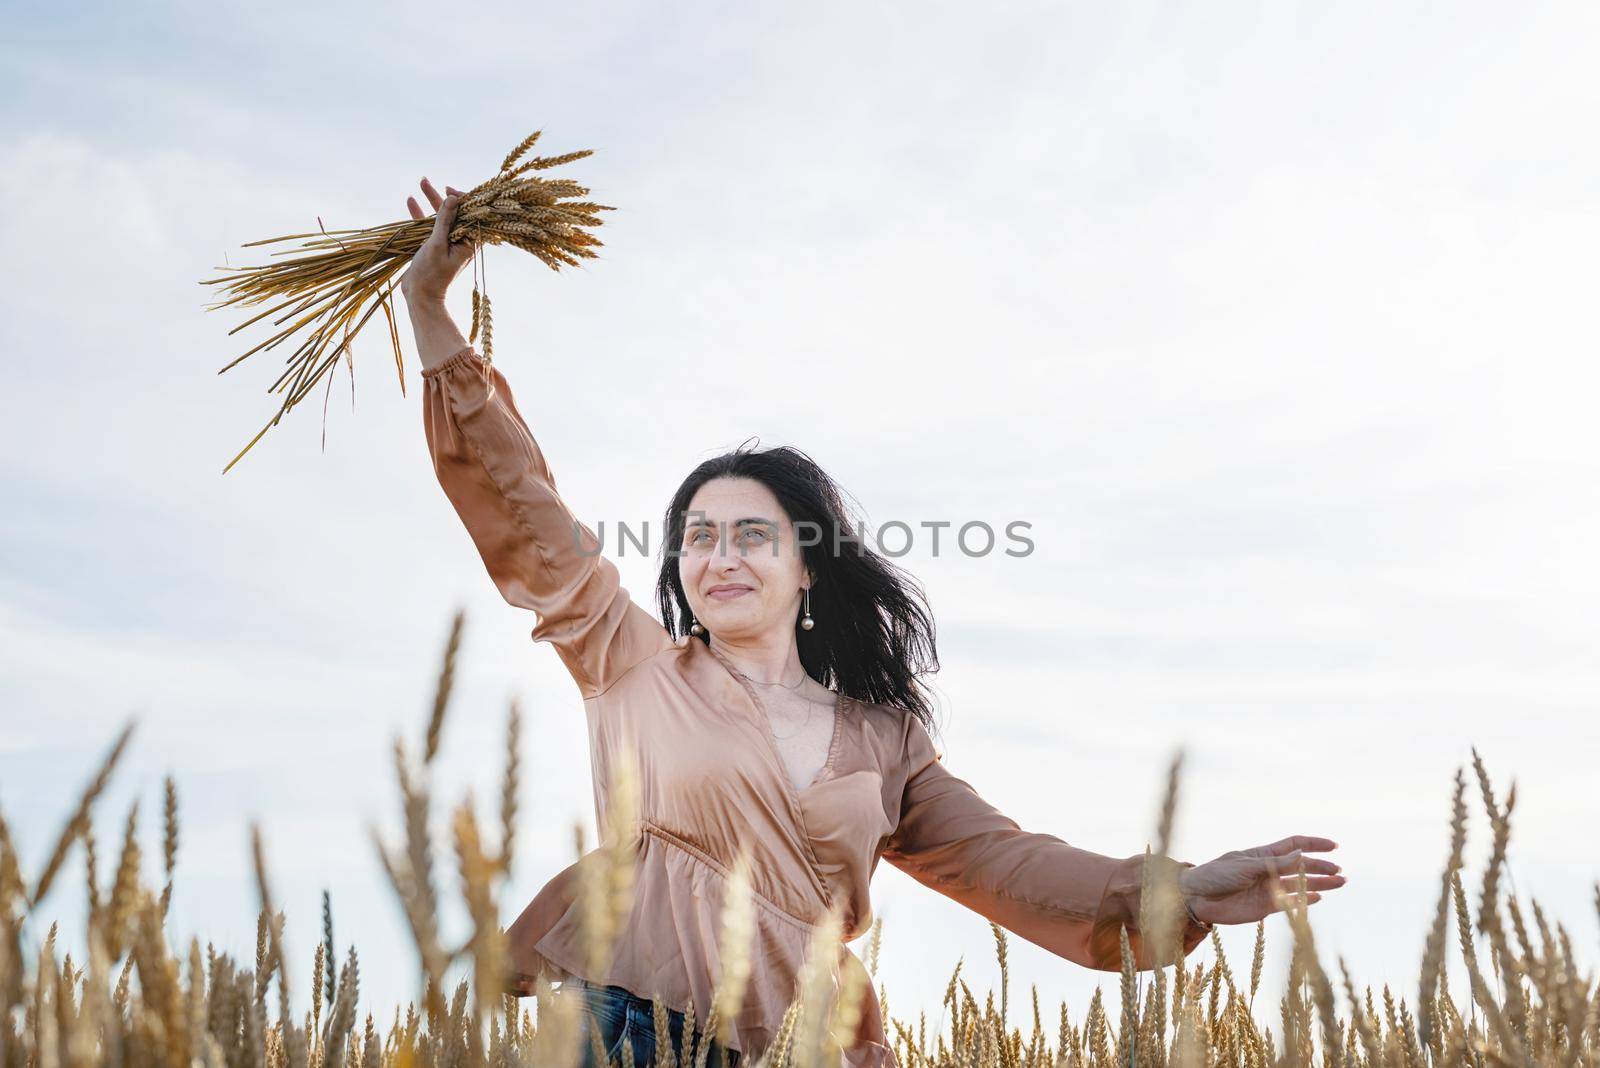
689, 614, 704, 636
800, 585, 814, 631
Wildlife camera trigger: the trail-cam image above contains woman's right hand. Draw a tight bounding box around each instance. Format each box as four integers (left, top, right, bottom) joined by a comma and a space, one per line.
401, 176, 476, 306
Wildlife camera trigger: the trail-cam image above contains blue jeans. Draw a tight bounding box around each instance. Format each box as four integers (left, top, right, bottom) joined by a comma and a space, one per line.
565, 978, 742, 1067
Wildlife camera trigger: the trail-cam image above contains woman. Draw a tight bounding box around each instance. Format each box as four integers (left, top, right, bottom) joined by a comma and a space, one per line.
401, 177, 1347, 1068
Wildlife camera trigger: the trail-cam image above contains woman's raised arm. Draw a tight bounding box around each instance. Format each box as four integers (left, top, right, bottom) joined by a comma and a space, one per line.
404, 178, 673, 698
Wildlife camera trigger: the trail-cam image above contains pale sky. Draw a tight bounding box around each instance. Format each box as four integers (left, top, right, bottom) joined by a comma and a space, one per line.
3, 0, 1598, 1040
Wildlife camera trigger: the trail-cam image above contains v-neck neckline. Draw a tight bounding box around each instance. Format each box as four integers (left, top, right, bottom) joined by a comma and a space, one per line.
701, 639, 845, 912
772, 692, 845, 793
706, 641, 846, 793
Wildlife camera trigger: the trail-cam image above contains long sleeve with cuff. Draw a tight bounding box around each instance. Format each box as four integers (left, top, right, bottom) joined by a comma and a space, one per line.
421, 345, 672, 698
880, 716, 1211, 971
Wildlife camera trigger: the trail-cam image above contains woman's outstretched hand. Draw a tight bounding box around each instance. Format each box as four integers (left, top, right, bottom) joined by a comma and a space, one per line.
1179, 835, 1345, 926
401, 176, 476, 306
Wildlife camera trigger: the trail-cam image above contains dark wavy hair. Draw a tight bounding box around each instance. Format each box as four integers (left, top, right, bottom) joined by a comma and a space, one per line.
654, 440, 941, 734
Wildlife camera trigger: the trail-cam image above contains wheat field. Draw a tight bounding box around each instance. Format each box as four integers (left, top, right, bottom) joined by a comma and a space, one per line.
3, 611, 1595, 1068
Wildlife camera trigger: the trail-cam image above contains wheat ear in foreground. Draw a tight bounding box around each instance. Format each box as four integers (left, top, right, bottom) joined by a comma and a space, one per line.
200, 130, 614, 475
3, 611, 1596, 1066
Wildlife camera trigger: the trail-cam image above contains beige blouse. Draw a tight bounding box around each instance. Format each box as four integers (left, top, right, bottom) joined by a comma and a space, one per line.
420, 345, 1209, 1067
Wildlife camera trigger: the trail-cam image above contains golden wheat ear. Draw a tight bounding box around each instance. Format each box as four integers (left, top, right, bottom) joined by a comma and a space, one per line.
202, 131, 613, 474
6, 640, 1571, 1068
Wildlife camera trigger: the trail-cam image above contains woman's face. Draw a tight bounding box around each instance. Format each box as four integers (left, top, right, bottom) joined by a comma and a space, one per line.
677, 476, 810, 641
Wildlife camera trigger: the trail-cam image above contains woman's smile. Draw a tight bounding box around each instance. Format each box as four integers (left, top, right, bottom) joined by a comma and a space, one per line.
707, 585, 754, 601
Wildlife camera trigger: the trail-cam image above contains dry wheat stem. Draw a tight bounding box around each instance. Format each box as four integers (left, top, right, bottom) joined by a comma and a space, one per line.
202, 130, 616, 474
6, 618, 1599, 1068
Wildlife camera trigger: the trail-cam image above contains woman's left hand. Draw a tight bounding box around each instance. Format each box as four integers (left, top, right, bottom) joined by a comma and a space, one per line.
1179, 835, 1346, 926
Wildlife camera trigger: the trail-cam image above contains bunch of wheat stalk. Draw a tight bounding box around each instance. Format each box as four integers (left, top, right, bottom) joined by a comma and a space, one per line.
200, 131, 615, 474
4, 612, 1597, 1068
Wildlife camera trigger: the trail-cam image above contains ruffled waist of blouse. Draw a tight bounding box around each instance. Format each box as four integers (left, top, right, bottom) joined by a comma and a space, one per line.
512, 824, 897, 1064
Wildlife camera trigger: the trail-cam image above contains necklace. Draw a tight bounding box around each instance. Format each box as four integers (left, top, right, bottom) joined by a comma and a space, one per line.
731, 667, 816, 740
738, 669, 807, 692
